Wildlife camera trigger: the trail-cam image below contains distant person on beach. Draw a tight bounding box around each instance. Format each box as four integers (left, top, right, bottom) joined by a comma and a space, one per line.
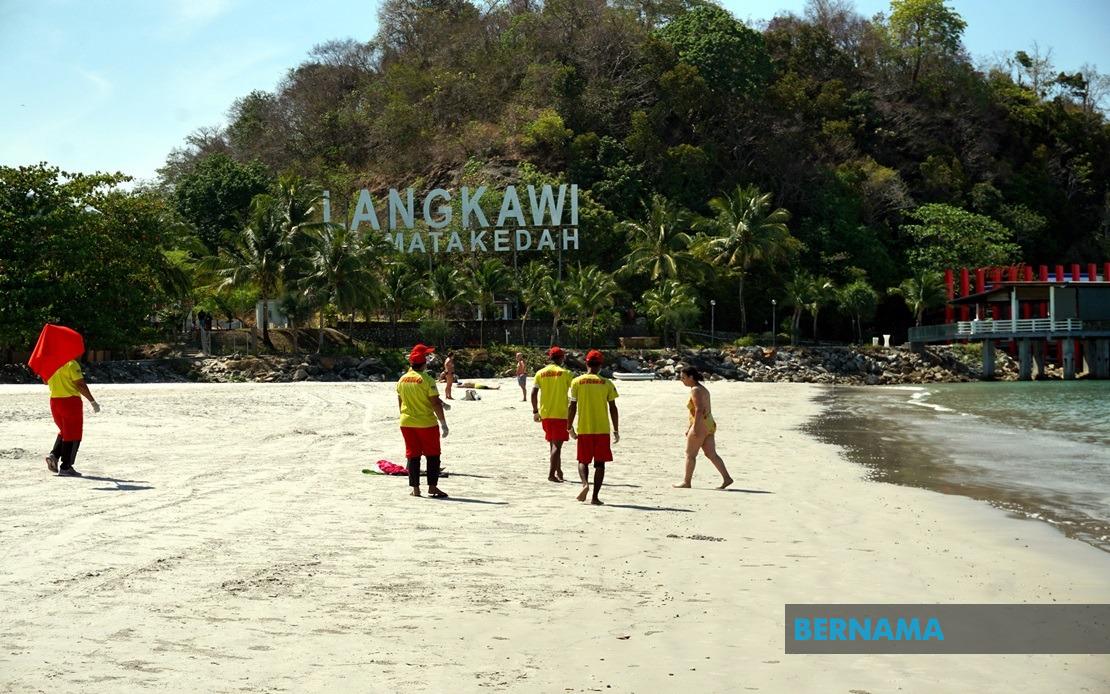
568, 350, 619, 505
397, 343, 449, 498
531, 346, 573, 482
27, 324, 99, 477
674, 366, 733, 490
515, 352, 527, 401
443, 352, 456, 400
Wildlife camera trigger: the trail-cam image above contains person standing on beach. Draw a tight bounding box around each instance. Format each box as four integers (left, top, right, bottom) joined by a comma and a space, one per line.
567, 350, 619, 505
443, 351, 456, 400
397, 344, 450, 498
27, 324, 99, 477
674, 366, 733, 490
515, 352, 528, 401
531, 346, 573, 483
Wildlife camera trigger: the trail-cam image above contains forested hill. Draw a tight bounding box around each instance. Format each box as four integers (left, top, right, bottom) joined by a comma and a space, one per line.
161, 0, 1110, 281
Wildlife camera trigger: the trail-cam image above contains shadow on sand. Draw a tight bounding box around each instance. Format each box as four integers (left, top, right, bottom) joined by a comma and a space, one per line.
604, 503, 693, 513
435, 496, 508, 505
81, 475, 154, 492
722, 488, 773, 494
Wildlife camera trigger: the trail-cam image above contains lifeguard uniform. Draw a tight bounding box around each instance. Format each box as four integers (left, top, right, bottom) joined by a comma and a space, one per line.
397, 368, 441, 458
569, 373, 619, 463
534, 363, 572, 442
49, 360, 85, 444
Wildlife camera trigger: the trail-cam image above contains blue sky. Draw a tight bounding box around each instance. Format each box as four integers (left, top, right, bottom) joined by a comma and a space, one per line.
1, 0, 1107, 183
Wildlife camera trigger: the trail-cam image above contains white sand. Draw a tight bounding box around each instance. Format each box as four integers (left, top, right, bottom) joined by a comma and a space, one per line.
0, 380, 1107, 693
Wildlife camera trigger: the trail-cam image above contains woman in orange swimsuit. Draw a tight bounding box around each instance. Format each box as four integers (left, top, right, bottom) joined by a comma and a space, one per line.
675, 366, 733, 490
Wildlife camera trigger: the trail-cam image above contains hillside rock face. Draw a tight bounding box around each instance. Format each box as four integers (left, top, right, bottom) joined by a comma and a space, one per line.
0, 345, 1018, 385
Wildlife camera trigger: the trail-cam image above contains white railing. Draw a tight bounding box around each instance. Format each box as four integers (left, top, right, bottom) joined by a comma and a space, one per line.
956, 318, 1083, 335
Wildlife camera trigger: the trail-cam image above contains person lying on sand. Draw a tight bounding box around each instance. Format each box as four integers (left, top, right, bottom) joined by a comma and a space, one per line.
459, 382, 500, 390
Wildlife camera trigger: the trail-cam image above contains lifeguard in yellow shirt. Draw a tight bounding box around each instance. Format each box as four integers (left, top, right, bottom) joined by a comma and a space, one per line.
397, 344, 450, 498
530, 346, 573, 483
567, 350, 619, 505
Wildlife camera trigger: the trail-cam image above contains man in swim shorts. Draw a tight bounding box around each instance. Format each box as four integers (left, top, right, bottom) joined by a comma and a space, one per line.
531, 346, 573, 482
567, 350, 619, 505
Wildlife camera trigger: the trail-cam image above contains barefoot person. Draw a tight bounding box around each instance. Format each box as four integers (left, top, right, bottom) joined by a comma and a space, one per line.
567, 350, 619, 505
27, 324, 100, 477
515, 352, 528, 401
443, 351, 456, 400
531, 346, 573, 482
397, 343, 450, 498
675, 366, 733, 490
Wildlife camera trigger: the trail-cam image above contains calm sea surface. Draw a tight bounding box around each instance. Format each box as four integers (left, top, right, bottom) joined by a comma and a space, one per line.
809, 381, 1110, 552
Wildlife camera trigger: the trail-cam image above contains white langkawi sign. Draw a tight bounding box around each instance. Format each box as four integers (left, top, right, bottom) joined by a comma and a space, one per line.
322, 184, 580, 254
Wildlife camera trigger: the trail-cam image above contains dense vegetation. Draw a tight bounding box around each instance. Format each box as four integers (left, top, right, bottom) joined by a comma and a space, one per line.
3, 0, 1108, 353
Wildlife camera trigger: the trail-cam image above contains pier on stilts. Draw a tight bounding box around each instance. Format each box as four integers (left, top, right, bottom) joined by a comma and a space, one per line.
909, 263, 1110, 380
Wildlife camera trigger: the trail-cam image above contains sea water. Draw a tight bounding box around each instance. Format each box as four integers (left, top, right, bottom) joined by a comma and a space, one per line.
811, 381, 1110, 552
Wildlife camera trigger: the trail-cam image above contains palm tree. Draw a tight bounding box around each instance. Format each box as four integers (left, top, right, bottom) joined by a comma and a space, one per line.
641, 280, 700, 348
516, 261, 552, 344
838, 279, 879, 343
696, 184, 798, 334
566, 265, 619, 346
538, 275, 570, 346
889, 270, 947, 326
808, 276, 836, 342
783, 271, 817, 345
427, 264, 471, 320
618, 194, 703, 284
470, 258, 512, 346
214, 195, 294, 349
380, 260, 427, 344
299, 222, 379, 353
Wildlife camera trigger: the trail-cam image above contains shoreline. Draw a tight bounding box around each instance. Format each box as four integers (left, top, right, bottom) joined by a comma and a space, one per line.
1, 380, 1108, 691
806, 384, 1110, 553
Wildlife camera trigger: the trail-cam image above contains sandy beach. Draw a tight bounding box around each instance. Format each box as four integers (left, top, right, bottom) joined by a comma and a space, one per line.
1, 380, 1108, 693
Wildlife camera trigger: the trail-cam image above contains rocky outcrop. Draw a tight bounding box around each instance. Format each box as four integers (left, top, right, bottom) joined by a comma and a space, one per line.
0, 345, 1019, 386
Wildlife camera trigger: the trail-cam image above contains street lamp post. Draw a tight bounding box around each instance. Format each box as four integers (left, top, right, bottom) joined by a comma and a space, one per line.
710, 299, 716, 342
771, 299, 777, 350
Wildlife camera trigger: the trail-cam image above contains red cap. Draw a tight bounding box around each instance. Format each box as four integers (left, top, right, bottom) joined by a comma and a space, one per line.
408, 343, 435, 365
547, 346, 565, 358
585, 349, 604, 364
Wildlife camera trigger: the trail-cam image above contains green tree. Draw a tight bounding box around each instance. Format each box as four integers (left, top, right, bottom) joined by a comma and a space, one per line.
0, 165, 176, 351
471, 258, 512, 346
537, 274, 571, 346
808, 276, 836, 342
427, 264, 471, 320
567, 265, 619, 347
697, 185, 798, 334
641, 280, 700, 348
173, 154, 271, 252
618, 194, 701, 284
516, 261, 552, 344
783, 271, 817, 345
299, 222, 379, 352
656, 4, 772, 98
380, 259, 427, 344
888, 0, 967, 85
213, 194, 303, 349
901, 203, 1020, 272
889, 270, 948, 326
837, 279, 880, 343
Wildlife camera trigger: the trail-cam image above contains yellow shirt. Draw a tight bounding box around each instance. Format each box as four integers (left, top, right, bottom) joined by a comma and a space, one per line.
48, 360, 84, 398
569, 373, 618, 435
396, 369, 440, 428
534, 364, 572, 420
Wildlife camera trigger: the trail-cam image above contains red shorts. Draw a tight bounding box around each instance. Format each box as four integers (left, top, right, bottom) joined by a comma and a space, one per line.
542, 418, 569, 443
50, 396, 84, 441
576, 433, 612, 464
401, 426, 441, 458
